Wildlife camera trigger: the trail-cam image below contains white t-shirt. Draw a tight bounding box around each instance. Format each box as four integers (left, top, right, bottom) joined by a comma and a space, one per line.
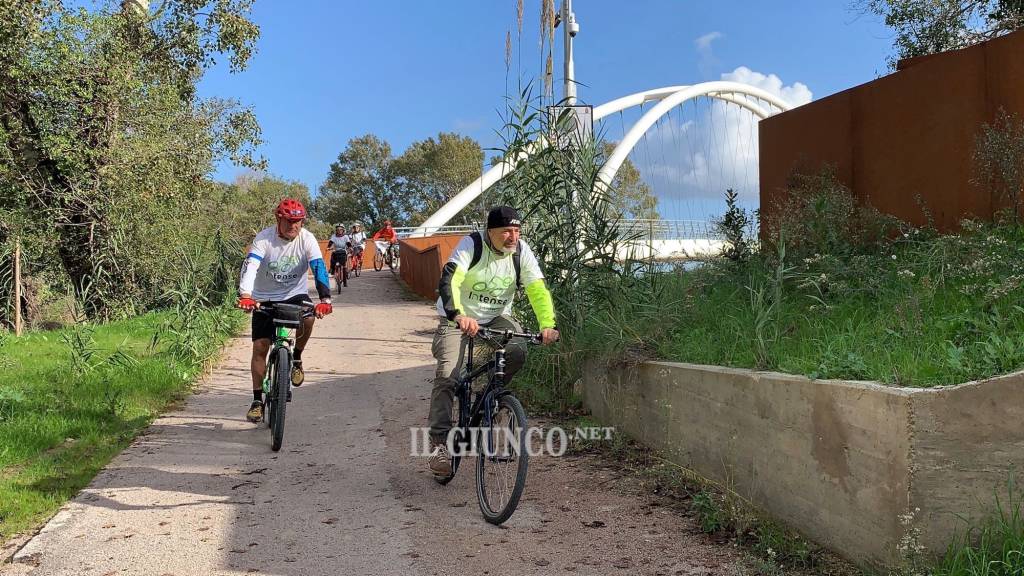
328, 234, 350, 252
349, 231, 367, 246
240, 227, 324, 301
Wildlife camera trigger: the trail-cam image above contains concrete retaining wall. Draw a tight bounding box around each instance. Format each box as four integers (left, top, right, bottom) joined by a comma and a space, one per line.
582, 360, 1024, 565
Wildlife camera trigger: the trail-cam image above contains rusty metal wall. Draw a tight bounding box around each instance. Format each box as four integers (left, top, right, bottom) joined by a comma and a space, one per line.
760, 28, 1024, 233
397, 234, 466, 300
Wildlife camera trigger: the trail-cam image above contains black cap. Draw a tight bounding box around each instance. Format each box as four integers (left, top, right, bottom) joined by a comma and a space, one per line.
486, 206, 522, 229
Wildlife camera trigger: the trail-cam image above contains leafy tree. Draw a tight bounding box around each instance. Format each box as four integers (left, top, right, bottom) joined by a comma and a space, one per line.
858, 0, 1024, 67
600, 142, 660, 220
393, 132, 484, 225
0, 0, 263, 318
315, 134, 404, 227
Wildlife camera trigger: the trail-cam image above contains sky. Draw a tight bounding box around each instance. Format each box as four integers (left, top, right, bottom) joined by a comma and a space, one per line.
196, 0, 896, 221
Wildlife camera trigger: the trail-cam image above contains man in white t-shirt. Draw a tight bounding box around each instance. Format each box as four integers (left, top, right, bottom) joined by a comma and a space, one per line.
237, 198, 333, 423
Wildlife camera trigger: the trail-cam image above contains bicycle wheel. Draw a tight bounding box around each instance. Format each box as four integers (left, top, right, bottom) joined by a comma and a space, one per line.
475, 394, 528, 524
387, 247, 396, 272
434, 387, 466, 486
373, 250, 384, 271
334, 268, 342, 294
352, 255, 361, 277
269, 348, 290, 451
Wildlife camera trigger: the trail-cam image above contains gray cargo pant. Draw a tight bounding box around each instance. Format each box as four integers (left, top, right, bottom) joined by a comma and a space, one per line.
428, 315, 526, 442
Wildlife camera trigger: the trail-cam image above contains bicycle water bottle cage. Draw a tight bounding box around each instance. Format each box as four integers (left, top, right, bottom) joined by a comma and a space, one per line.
270, 303, 305, 328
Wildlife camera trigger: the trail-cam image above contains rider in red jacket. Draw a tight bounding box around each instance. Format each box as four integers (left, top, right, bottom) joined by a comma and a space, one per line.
372, 220, 398, 244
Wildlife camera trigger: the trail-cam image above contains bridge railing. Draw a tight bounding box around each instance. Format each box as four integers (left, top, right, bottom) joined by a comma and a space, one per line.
397, 219, 722, 241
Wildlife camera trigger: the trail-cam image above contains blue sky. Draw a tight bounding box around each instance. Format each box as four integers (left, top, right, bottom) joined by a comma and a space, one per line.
197, 1, 895, 219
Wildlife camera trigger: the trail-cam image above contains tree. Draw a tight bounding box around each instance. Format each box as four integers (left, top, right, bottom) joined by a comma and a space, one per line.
601, 143, 660, 220
314, 134, 405, 228
0, 0, 263, 317
858, 0, 1024, 67
393, 132, 484, 225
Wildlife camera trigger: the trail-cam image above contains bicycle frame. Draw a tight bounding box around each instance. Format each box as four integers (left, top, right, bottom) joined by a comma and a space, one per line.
262, 325, 293, 396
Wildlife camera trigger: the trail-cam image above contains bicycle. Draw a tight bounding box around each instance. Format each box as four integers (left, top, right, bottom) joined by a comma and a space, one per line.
331, 251, 348, 293
253, 302, 309, 451
374, 241, 399, 272
434, 326, 544, 525
349, 246, 363, 278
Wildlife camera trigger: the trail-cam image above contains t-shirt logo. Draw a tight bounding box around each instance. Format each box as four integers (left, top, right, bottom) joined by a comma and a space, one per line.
267, 255, 302, 282
471, 276, 514, 299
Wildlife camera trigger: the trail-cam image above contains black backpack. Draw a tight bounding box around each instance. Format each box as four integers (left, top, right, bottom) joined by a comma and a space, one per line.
468, 231, 522, 289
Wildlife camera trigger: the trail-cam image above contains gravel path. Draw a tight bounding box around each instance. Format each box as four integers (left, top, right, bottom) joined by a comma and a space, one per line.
3, 271, 748, 576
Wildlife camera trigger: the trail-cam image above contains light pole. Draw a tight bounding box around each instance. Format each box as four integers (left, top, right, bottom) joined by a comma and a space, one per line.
556, 0, 579, 105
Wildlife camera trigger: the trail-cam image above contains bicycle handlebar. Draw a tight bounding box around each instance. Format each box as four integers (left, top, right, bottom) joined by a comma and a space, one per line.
474, 327, 553, 345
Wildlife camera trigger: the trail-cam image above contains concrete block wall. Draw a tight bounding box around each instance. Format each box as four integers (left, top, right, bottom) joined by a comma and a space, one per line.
583, 360, 1024, 566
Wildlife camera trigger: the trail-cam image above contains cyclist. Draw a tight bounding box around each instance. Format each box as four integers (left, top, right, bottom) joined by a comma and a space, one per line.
348, 222, 367, 270
327, 223, 350, 287
372, 219, 399, 265
237, 198, 333, 423
428, 205, 559, 477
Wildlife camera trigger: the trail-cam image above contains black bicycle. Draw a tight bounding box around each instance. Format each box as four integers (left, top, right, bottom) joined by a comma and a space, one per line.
434, 326, 544, 525
254, 302, 308, 451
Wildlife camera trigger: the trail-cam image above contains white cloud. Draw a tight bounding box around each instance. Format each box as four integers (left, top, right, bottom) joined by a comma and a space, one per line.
721, 66, 813, 107
612, 66, 814, 213
695, 32, 722, 79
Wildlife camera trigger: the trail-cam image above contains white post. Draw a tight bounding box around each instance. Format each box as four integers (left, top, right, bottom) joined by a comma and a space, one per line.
562, 0, 576, 105
13, 238, 22, 336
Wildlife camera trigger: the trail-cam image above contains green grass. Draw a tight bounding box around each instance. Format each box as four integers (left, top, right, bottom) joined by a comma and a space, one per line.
578, 221, 1024, 388
0, 308, 242, 540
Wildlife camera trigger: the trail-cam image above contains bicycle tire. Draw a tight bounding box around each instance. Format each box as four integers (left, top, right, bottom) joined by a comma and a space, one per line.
387, 247, 396, 272
352, 256, 361, 277
475, 394, 528, 524
373, 250, 384, 272
270, 348, 290, 451
434, 390, 465, 485
335, 268, 342, 294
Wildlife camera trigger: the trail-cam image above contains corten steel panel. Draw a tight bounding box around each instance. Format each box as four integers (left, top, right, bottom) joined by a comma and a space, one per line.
759, 91, 854, 236
854, 45, 988, 229
398, 234, 467, 300
759, 28, 1024, 233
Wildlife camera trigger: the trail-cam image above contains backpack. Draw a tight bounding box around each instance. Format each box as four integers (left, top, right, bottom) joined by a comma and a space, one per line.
468, 231, 522, 289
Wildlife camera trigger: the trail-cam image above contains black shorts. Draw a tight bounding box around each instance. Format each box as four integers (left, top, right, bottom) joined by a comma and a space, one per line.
330, 250, 347, 270
251, 294, 314, 341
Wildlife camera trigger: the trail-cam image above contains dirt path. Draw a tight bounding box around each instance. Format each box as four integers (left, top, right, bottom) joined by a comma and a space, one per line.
3, 271, 749, 576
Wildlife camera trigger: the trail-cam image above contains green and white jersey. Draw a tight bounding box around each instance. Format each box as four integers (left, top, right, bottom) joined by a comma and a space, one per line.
436, 232, 555, 328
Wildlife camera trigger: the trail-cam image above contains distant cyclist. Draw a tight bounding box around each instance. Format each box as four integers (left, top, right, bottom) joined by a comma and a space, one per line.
237, 198, 333, 423
427, 206, 559, 477
349, 222, 367, 267
372, 219, 398, 245
327, 223, 350, 287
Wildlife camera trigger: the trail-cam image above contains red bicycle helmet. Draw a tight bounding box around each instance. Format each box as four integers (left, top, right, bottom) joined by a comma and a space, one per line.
275, 198, 306, 221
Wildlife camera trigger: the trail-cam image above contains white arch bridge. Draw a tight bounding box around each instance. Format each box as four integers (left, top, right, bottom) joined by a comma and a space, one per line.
408, 81, 792, 260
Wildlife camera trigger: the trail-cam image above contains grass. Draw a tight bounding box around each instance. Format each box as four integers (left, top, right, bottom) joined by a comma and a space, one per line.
574, 220, 1024, 388
0, 308, 242, 541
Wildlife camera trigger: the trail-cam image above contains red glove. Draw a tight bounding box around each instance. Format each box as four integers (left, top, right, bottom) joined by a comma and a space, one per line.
314, 302, 333, 317
238, 297, 258, 311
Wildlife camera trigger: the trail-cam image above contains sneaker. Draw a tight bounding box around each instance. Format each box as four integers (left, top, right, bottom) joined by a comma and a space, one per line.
246, 401, 264, 423
291, 361, 304, 387
428, 443, 453, 477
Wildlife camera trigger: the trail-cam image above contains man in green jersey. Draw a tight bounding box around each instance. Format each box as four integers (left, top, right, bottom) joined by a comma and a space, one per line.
428, 206, 559, 477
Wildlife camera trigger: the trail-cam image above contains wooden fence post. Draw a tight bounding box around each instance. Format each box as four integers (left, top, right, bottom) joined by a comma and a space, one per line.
14, 237, 22, 336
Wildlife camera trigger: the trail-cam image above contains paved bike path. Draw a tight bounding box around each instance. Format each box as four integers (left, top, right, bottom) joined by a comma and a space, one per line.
6, 271, 747, 576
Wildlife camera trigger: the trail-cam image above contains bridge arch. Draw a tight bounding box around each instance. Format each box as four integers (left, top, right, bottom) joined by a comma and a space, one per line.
412, 81, 793, 237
